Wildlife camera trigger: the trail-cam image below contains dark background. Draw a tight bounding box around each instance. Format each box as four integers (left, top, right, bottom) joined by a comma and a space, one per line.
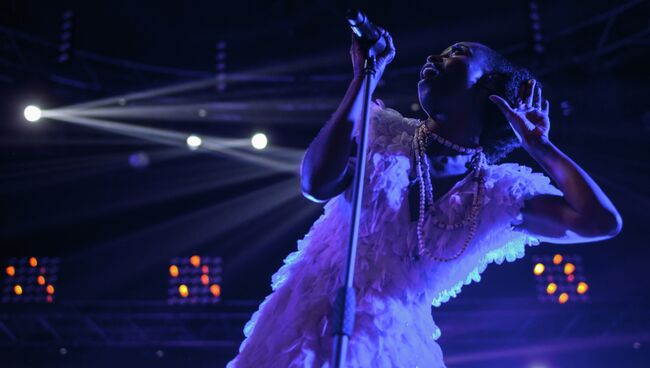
0, 0, 649, 367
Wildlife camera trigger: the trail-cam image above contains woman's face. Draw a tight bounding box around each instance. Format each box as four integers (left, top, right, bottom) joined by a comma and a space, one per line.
418, 42, 491, 115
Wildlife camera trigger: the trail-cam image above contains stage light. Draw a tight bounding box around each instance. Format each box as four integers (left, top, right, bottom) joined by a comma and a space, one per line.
532, 254, 588, 304
552, 254, 563, 265
546, 282, 557, 295
128, 152, 150, 169
215, 41, 227, 92
169, 265, 179, 278
24, 105, 42, 122
564, 262, 575, 275
186, 135, 202, 150
577, 281, 589, 294
201, 274, 210, 285
190, 255, 201, 268
3, 257, 60, 303
251, 133, 268, 150
210, 284, 221, 297
178, 284, 189, 298
168, 256, 222, 305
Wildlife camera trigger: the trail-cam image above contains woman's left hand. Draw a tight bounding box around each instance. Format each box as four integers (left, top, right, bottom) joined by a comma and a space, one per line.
489, 79, 550, 150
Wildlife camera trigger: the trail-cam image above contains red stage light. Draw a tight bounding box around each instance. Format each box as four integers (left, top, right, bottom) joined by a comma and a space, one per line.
201, 274, 210, 285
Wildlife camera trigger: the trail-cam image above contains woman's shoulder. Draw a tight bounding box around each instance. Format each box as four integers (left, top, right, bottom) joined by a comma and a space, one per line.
364, 99, 420, 154
370, 99, 420, 132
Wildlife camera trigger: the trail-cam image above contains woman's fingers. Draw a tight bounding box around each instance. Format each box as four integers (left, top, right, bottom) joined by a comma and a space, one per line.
533, 83, 542, 109
384, 32, 395, 59
489, 95, 516, 120
490, 95, 527, 139
517, 81, 527, 106
525, 79, 536, 107
543, 99, 550, 114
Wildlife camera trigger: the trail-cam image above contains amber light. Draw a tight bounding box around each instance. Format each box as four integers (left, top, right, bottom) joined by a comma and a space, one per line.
546, 282, 558, 295
190, 255, 201, 268
46, 285, 55, 295
169, 265, 179, 278
5, 266, 15, 276
558, 292, 569, 304
553, 254, 563, 265
577, 282, 589, 294
564, 263, 576, 275
13, 285, 23, 295
179, 284, 189, 298
29, 257, 38, 267
533, 263, 545, 276
37, 275, 46, 285
210, 284, 221, 297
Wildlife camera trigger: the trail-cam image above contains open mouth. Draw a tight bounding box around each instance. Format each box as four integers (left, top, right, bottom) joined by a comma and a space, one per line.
420, 63, 440, 80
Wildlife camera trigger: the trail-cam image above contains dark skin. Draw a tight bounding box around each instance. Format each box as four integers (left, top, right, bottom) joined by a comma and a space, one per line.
301, 31, 622, 244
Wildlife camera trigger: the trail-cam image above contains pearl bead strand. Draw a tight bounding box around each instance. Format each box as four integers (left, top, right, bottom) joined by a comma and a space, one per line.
412, 120, 487, 262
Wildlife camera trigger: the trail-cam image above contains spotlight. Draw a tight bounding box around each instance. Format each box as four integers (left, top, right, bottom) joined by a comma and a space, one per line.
251, 133, 268, 150
186, 135, 202, 150
24, 105, 42, 122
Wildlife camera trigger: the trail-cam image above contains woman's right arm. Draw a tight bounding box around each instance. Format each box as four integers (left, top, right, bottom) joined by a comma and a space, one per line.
300, 31, 395, 202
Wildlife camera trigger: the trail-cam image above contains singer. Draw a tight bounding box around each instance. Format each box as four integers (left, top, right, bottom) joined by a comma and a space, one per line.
227, 25, 622, 367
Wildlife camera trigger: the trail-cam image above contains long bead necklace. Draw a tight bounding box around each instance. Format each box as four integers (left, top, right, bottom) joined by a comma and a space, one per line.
412, 119, 487, 262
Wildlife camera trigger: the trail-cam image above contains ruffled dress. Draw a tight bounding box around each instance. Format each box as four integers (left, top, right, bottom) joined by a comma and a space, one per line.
227, 101, 563, 367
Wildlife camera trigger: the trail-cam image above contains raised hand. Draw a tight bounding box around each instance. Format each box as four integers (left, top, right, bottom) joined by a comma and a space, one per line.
350, 27, 395, 80
489, 79, 551, 150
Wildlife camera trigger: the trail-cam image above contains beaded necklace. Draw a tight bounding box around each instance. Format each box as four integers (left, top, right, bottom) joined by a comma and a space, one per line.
412, 118, 487, 262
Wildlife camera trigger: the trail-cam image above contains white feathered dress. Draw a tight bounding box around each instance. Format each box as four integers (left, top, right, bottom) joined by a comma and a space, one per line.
227, 101, 562, 367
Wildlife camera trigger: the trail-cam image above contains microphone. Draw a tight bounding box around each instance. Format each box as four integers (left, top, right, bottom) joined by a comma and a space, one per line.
346, 9, 386, 54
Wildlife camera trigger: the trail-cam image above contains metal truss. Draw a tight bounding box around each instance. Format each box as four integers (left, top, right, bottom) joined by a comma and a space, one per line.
0, 298, 647, 349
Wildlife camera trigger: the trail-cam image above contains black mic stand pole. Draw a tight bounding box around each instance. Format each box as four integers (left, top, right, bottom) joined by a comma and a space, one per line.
330, 48, 376, 368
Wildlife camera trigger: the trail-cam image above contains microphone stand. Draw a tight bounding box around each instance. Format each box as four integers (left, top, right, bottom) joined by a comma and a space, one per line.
330, 52, 376, 368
